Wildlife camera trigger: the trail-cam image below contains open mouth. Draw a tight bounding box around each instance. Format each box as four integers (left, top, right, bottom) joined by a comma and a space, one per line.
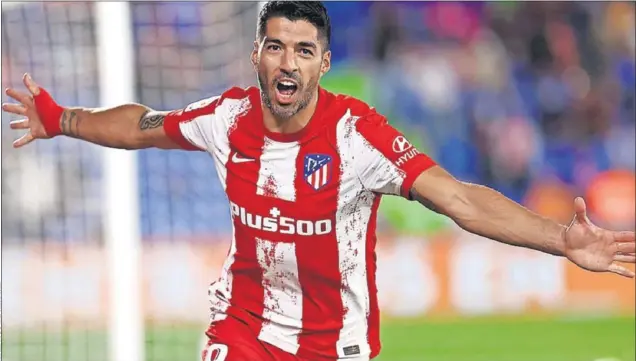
275, 79, 298, 103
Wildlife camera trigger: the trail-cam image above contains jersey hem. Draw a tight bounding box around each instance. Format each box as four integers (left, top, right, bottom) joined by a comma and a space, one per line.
258, 330, 300, 355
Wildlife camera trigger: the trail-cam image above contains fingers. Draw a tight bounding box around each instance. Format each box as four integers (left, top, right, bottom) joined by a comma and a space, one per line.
614, 253, 636, 263
9, 118, 30, 130
5, 87, 33, 106
13, 132, 35, 148
23, 73, 41, 96
616, 241, 636, 254
2, 103, 27, 116
608, 263, 635, 278
573, 197, 590, 225
614, 231, 635, 242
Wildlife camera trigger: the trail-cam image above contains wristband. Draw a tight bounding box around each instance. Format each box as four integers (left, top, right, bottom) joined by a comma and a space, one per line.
33, 88, 64, 137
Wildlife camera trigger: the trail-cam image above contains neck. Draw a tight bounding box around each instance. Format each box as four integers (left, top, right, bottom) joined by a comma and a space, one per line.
262, 90, 319, 134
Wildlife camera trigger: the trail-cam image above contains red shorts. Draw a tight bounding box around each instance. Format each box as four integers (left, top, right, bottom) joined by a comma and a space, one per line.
201, 316, 303, 361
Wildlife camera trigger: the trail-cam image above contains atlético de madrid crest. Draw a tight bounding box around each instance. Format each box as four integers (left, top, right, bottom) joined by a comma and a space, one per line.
304, 154, 332, 190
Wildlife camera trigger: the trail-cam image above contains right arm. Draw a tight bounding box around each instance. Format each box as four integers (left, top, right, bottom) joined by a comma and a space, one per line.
3, 73, 207, 151
59, 105, 180, 150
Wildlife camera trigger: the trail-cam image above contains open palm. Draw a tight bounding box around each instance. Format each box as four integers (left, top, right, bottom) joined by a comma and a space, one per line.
564, 197, 636, 278
2, 73, 48, 147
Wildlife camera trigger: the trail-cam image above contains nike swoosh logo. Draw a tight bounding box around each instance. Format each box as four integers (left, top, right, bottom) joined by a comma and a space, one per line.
231, 153, 255, 163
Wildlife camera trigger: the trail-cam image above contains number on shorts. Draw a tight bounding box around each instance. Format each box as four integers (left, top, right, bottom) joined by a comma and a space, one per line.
204, 343, 228, 361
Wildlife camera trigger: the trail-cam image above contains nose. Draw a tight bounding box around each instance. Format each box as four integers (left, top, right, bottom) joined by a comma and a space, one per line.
279, 49, 298, 74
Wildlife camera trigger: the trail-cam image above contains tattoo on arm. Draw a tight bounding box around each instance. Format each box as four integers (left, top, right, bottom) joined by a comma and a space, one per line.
60, 110, 81, 138
138, 111, 165, 130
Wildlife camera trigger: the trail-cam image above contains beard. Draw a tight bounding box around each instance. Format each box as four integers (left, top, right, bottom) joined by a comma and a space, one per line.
258, 71, 318, 120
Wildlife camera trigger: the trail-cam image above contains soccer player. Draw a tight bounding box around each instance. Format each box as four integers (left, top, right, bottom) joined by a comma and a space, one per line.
3, 2, 635, 361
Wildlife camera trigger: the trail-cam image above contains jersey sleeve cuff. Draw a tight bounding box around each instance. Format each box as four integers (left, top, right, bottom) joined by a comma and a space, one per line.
163, 112, 202, 151
399, 159, 437, 200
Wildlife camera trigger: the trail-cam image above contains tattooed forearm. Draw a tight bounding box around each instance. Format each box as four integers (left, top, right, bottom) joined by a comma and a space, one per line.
60, 110, 81, 138
50, 105, 164, 149
139, 111, 165, 130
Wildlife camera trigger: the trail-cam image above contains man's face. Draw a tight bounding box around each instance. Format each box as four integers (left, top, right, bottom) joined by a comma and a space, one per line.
253, 17, 330, 120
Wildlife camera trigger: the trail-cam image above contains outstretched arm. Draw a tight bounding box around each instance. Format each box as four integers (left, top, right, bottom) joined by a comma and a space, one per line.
345, 110, 634, 278
3, 73, 181, 150
54, 106, 177, 150
410, 166, 636, 277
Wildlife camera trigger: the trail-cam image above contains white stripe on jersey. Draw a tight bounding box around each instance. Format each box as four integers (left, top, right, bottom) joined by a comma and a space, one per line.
180, 113, 215, 150
256, 238, 303, 354
335, 110, 374, 359
179, 96, 221, 150
179, 97, 251, 191
349, 120, 405, 196
256, 137, 300, 201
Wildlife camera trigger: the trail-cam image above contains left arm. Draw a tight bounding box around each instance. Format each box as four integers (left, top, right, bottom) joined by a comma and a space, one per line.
410, 166, 636, 277
410, 166, 566, 256
349, 112, 634, 277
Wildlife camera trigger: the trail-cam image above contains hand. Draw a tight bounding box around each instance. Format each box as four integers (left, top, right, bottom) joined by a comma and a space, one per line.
564, 197, 636, 278
2, 73, 49, 147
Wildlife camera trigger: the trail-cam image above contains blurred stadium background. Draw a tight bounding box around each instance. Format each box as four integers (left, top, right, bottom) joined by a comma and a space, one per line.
1, 1, 634, 361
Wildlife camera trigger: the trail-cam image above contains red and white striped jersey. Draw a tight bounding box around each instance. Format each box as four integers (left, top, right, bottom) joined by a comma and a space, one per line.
163, 86, 436, 360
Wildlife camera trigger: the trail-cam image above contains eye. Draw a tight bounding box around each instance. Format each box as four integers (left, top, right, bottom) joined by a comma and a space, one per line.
299, 48, 313, 57
267, 44, 281, 51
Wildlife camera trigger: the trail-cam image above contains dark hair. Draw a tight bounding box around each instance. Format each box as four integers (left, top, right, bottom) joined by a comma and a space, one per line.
257, 1, 331, 50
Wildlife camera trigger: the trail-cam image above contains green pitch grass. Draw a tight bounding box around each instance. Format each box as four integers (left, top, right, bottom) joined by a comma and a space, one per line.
3, 315, 634, 361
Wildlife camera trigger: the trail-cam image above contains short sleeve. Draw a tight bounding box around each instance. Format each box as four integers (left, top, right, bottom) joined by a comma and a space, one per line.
163, 96, 221, 151
352, 113, 436, 199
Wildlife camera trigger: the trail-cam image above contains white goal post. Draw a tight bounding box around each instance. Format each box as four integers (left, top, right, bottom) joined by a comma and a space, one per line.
95, 3, 143, 361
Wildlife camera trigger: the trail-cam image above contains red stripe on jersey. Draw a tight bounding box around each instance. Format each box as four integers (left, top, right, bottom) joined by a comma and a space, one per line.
366, 196, 382, 358
295, 147, 344, 359
355, 114, 437, 199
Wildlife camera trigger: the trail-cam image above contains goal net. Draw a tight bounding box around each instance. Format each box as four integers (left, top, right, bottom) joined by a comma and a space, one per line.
1, 2, 260, 360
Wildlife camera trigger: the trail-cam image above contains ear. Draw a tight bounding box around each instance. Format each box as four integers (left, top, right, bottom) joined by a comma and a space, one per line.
320, 50, 331, 77
251, 40, 259, 69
